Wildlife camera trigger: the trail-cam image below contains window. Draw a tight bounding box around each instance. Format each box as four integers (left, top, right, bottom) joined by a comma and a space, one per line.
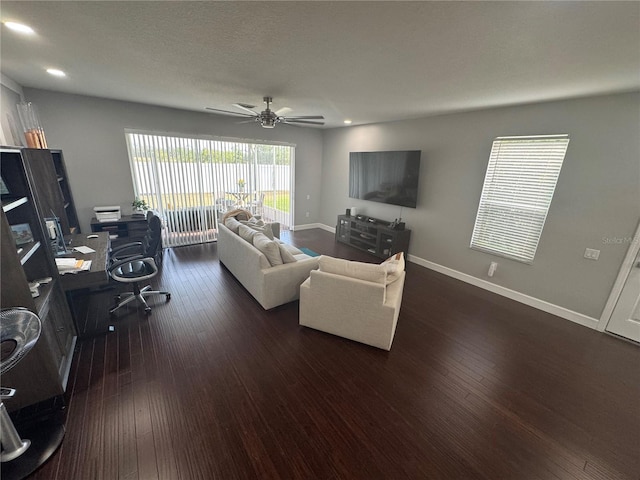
470, 134, 569, 263
125, 131, 295, 247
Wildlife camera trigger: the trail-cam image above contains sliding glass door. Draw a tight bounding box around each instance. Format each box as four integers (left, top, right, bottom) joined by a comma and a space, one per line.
125, 131, 294, 247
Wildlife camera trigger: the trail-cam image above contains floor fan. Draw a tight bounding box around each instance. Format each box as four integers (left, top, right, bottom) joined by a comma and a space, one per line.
1, 308, 64, 480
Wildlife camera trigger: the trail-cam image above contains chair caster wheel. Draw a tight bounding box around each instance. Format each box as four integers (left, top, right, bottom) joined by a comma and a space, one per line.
144, 307, 152, 315
166, 294, 171, 301
114, 295, 121, 301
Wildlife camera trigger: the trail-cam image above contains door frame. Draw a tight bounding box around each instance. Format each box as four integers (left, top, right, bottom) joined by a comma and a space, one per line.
597, 218, 640, 332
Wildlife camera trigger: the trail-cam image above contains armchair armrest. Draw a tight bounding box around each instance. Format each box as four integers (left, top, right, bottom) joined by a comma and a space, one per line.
257, 257, 319, 309
271, 222, 280, 239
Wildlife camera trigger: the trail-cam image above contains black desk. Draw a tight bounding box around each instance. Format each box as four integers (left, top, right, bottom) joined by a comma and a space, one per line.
59, 232, 110, 291
59, 232, 111, 337
90, 215, 147, 248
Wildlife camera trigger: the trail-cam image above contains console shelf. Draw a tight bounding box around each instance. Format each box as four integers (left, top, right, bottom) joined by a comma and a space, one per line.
1, 147, 77, 412
335, 214, 411, 259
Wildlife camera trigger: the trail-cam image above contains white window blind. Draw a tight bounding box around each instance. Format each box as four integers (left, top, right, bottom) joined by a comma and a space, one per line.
125, 131, 294, 248
470, 134, 569, 263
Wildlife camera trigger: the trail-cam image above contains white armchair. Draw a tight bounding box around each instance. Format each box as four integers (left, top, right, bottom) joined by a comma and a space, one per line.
299, 256, 406, 351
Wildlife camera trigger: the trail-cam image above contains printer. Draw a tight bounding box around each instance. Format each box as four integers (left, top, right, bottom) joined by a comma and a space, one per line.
93, 205, 121, 222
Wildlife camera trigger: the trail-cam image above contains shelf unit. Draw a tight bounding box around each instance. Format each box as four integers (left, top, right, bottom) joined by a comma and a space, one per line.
335, 214, 411, 259
8, 148, 81, 236
1, 147, 77, 412
90, 215, 148, 248
51, 149, 80, 234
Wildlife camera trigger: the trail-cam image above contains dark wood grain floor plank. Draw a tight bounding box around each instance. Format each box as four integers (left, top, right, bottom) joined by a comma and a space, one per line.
27, 230, 639, 480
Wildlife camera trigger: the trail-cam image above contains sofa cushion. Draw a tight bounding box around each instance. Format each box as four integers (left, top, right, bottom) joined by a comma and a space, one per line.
278, 243, 297, 264
241, 220, 275, 239
242, 217, 265, 227
279, 243, 303, 255
381, 252, 405, 284
253, 233, 283, 266
238, 224, 258, 243
318, 256, 387, 284
224, 216, 242, 234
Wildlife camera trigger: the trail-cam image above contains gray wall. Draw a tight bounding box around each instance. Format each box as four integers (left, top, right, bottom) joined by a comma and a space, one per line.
23, 87, 640, 319
320, 92, 640, 319
23, 88, 323, 233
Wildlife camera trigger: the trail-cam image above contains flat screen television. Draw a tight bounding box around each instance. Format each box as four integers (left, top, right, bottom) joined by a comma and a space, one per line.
349, 150, 421, 208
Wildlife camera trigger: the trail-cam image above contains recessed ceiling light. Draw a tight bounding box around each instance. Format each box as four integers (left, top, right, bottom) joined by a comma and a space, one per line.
4, 22, 35, 34
343, 119, 353, 125
46, 68, 66, 77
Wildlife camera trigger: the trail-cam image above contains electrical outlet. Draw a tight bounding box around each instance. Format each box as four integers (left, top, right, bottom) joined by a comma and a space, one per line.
488, 261, 498, 277
306, 194, 310, 200
305, 211, 310, 217
584, 248, 600, 260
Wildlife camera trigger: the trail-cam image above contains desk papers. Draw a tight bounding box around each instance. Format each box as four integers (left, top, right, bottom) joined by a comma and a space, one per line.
73, 245, 96, 254
56, 258, 92, 274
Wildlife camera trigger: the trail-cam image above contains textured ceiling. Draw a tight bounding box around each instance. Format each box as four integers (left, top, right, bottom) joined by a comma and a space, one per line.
1, 1, 639, 128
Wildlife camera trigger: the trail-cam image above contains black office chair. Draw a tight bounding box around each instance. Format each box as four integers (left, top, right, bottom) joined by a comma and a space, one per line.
110, 212, 164, 267
108, 212, 170, 315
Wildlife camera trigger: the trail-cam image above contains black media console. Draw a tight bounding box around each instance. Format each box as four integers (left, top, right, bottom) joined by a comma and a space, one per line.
335, 214, 411, 259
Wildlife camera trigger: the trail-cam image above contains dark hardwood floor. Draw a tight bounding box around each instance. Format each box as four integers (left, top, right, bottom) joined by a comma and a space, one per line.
25, 229, 639, 480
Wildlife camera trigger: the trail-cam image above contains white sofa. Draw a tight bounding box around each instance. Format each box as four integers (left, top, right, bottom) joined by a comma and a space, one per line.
299, 255, 406, 350
217, 222, 319, 309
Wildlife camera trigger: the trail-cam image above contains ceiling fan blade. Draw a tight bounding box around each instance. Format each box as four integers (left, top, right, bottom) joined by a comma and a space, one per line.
205, 107, 255, 118
283, 119, 325, 125
282, 115, 325, 120
236, 119, 257, 124
233, 103, 260, 115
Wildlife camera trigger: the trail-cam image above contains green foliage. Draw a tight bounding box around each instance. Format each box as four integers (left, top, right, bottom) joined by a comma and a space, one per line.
133, 143, 291, 165
263, 192, 290, 212
132, 197, 149, 211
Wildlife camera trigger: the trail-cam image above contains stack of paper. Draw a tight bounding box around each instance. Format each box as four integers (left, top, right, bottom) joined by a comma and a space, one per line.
55, 258, 92, 274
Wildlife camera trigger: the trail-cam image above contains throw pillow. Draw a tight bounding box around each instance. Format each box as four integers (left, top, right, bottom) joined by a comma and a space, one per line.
245, 217, 265, 227
318, 256, 387, 284
224, 217, 242, 234
240, 220, 274, 239
381, 252, 405, 284
279, 243, 303, 255
238, 224, 258, 243
278, 243, 297, 263
253, 233, 283, 267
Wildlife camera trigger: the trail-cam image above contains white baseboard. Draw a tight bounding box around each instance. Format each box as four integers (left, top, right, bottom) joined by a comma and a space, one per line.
306, 223, 598, 329
293, 223, 335, 233
407, 254, 599, 330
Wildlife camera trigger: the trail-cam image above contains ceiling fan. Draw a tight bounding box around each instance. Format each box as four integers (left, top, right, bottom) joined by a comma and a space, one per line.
206, 96, 324, 129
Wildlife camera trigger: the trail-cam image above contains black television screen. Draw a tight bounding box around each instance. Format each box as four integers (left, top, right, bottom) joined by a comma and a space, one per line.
349, 150, 421, 208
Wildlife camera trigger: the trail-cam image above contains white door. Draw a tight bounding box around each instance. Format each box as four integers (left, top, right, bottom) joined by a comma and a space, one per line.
606, 249, 640, 342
